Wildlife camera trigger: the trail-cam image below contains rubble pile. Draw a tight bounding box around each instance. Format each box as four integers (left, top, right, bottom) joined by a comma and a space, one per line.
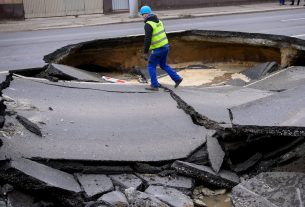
0, 86, 304, 207
0, 138, 303, 207
232, 172, 305, 207
0, 157, 231, 207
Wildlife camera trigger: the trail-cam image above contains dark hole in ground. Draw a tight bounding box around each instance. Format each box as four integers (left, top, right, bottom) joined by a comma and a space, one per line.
44, 30, 305, 73
10, 68, 45, 77
10, 66, 74, 82
226, 136, 302, 164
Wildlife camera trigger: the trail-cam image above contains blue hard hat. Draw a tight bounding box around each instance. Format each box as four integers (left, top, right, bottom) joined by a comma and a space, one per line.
139, 6, 152, 15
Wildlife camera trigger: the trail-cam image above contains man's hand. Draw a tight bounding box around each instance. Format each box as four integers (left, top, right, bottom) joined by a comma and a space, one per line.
143, 53, 149, 61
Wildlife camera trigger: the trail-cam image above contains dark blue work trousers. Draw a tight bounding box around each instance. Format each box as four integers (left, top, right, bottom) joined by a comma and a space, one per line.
148, 44, 181, 88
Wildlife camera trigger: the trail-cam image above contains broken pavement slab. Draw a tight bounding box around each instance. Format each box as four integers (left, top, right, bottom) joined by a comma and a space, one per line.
232, 172, 305, 207
0, 158, 83, 206
109, 174, 143, 191
124, 187, 169, 207
16, 115, 42, 137
75, 174, 114, 199
98, 191, 129, 207
207, 136, 225, 174
230, 83, 305, 136
172, 161, 240, 189
241, 62, 278, 80
247, 66, 305, 92
1, 76, 209, 162
145, 185, 194, 207
173, 86, 273, 125
13, 75, 143, 93
136, 173, 194, 194
45, 63, 102, 82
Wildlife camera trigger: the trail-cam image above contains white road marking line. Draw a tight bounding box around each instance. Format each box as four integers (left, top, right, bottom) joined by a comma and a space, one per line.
127, 33, 142, 37
281, 17, 305, 22
168, 30, 186, 33
292, 34, 305, 37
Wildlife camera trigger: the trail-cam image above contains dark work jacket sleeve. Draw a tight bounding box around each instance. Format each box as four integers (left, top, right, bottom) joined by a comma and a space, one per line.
144, 23, 153, 54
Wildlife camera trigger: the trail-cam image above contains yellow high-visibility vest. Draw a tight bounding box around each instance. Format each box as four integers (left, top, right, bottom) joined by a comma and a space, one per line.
146, 20, 169, 50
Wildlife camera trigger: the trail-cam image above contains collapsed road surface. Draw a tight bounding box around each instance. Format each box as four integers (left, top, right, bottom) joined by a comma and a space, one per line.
0, 75, 209, 161
0, 30, 304, 207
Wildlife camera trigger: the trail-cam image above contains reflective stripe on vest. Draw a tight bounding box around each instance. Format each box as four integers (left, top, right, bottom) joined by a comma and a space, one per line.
146, 20, 169, 50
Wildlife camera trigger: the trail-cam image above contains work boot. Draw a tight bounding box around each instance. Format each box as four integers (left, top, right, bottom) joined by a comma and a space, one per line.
174, 78, 183, 88
145, 86, 159, 91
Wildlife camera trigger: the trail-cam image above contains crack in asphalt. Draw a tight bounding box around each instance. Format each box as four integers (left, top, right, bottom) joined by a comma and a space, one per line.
162, 86, 223, 130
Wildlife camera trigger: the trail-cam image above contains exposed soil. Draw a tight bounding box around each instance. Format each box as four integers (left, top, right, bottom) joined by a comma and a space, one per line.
201, 193, 232, 207
94, 62, 256, 86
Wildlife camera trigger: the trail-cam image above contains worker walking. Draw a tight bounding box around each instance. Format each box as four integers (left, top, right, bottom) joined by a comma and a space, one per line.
140, 5, 183, 91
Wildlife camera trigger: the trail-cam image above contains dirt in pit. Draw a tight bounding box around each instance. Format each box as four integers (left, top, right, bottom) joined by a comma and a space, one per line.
201, 193, 232, 207
159, 62, 252, 87
95, 61, 257, 87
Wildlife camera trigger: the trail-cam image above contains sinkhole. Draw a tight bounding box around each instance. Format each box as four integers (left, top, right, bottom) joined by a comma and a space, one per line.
16, 30, 304, 86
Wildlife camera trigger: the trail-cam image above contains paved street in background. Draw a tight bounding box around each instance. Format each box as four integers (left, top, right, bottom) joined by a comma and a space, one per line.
0, 7, 304, 71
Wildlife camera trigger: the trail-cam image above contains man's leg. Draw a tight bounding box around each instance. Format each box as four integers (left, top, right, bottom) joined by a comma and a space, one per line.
159, 46, 181, 82
148, 51, 161, 88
